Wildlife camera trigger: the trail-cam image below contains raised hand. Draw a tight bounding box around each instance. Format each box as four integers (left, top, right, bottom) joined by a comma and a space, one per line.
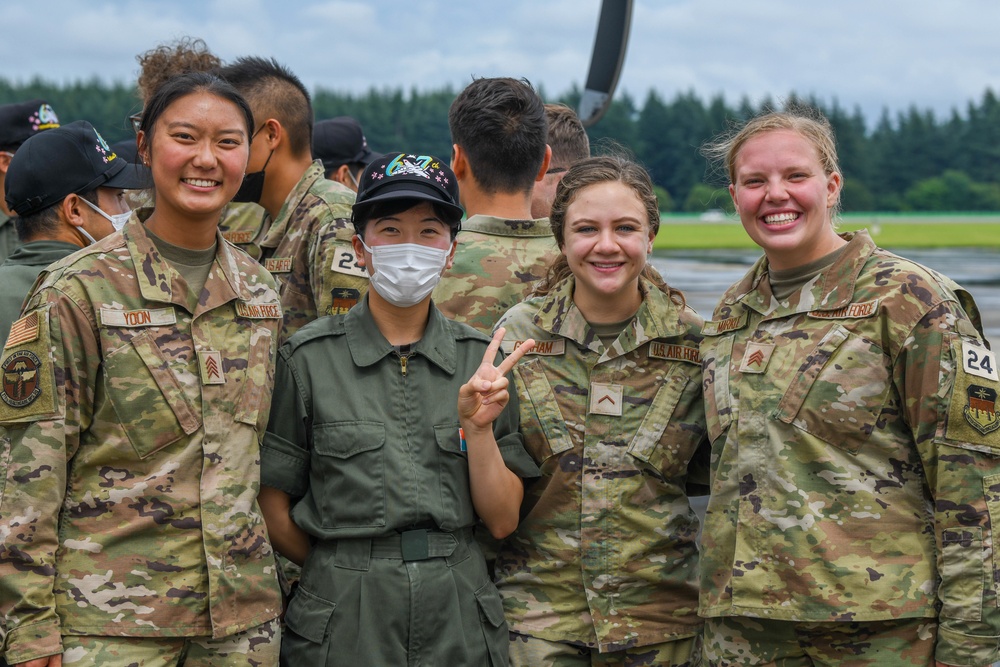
458, 327, 535, 430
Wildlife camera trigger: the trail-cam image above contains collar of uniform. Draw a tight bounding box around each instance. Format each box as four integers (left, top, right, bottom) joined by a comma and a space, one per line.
3, 239, 81, 267
724, 230, 874, 317
123, 208, 248, 311
460, 214, 554, 238
344, 295, 458, 374
259, 160, 325, 249
531, 275, 678, 352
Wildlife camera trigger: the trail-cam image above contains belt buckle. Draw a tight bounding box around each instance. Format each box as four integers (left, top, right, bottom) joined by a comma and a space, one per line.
400, 528, 430, 561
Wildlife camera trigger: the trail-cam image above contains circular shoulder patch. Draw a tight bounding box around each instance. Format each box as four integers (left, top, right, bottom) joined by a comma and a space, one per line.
2, 350, 42, 408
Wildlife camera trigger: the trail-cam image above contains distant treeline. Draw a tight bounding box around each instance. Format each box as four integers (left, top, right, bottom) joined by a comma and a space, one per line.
3, 77, 999, 213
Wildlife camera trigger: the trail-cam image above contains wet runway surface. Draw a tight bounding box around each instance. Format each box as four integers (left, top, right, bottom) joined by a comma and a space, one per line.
652, 247, 1000, 343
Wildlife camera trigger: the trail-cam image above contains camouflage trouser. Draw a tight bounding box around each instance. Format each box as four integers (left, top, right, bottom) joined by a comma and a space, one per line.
58, 618, 280, 667
703, 616, 936, 666
509, 631, 703, 667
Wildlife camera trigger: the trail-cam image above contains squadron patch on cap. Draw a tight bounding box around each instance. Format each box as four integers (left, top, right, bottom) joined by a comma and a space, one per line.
1, 350, 42, 408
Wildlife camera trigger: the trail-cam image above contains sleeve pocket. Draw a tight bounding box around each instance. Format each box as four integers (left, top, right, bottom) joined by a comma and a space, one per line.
939, 526, 984, 622
285, 586, 337, 644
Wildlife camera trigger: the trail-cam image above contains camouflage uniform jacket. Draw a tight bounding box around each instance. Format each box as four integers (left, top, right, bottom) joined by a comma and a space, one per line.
432, 214, 559, 334
258, 160, 362, 343
0, 213, 283, 664
699, 230, 1000, 667
217, 201, 267, 260
494, 276, 709, 652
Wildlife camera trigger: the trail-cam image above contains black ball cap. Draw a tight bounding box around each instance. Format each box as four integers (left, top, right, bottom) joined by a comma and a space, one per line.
5, 120, 150, 217
313, 116, 375, 171
0, 99, 60, 148
353, 152, 463, 223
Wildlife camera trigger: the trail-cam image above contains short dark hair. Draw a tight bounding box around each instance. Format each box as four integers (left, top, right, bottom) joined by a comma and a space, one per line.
217, 56, 313, 157
544, 104, 589, 168
353, 199, 462, 241
138, 72, 254, 163
15, 188, 99, 242
448, 77, 547, 195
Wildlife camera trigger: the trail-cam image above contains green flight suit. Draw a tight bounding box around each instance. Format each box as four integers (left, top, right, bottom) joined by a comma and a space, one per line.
261, 297, 539, 666
0, 212, 17, 265
0, 239, 80, 341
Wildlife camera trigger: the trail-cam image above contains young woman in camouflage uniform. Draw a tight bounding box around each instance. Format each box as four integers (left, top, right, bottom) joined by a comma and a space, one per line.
0, 73, 284, 666
699, 110, 1000, 667
495, 154, 709, 666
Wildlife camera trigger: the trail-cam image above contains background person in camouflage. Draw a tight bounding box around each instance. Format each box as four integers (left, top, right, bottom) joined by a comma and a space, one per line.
495, 155, 708, 667
129, 37, 266, 257
530, 103, 590, 219
0, 100, 60, 263
218, 57, 366, 340
258, 154, 538, 665
431, 77, 559, 334
0, 119, 146, 339
0, 73, 283, 667
698, 109, 1000, 667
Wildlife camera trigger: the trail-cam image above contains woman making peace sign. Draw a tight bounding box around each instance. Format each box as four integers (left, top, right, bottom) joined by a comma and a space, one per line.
258, 153, 539, 667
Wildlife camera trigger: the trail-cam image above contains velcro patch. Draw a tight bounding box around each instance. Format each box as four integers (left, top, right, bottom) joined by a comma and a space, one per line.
501, 339, 565, 356
1, 350, 43, 407
5, 312, 39, 347
649, 342, 700, 365
100, 307, 177, 328
962, 340, 999, 382
589, 382, 623, 416
330, 247, 368, 278
198, 350, 226, 385
235, 301, 282, 319
223, 230, 255, 244
740, 342, 775, 374
329, 288, 361, 315
809, 299, 880, 320
702, 313, 748, 336
264, 258, 293, 274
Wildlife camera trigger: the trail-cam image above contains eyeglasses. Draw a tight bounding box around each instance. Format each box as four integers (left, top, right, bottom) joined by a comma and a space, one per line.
545, 167, 568, 175
129, 112, 143, 135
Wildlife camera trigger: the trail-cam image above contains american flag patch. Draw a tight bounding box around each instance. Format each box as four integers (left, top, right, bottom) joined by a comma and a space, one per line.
5, 313, 39, 348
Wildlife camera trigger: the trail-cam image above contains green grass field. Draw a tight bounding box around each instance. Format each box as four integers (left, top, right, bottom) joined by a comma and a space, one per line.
654, 213, 1000, 250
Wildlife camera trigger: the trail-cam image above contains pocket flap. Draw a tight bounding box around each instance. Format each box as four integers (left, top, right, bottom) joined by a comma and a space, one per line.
313, 421, 386, 459
434, 422, 464, 454
474, 582, 506, 629
285, 587, 337, 644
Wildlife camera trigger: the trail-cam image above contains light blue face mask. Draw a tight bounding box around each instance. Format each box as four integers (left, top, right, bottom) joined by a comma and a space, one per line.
81, 196, 132, 236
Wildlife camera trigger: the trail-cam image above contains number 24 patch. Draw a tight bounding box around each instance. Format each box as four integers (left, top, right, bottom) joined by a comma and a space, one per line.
963, 340, 999, 382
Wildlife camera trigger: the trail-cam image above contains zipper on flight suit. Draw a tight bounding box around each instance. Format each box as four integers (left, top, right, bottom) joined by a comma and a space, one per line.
397, 344, 412, 376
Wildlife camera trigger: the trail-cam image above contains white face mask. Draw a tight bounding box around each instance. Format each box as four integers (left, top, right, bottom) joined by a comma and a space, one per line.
360, 240, 449, 307
82, 196, 132, 233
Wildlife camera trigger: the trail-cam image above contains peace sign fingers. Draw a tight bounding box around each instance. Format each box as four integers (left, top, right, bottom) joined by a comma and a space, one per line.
494, 328, 535, 377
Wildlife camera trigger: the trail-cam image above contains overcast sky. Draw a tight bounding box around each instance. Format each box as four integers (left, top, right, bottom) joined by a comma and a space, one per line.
5, 0, 998, 129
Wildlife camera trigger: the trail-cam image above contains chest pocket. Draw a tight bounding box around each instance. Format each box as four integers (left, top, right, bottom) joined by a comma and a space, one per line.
514, 358, 574, 463
701, 334, 734, 443
103, 329, 202, 459
312, 420, 386, 529
773, 323, 890, 454
233, 326, 273, 432
627, 374, 702, 480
